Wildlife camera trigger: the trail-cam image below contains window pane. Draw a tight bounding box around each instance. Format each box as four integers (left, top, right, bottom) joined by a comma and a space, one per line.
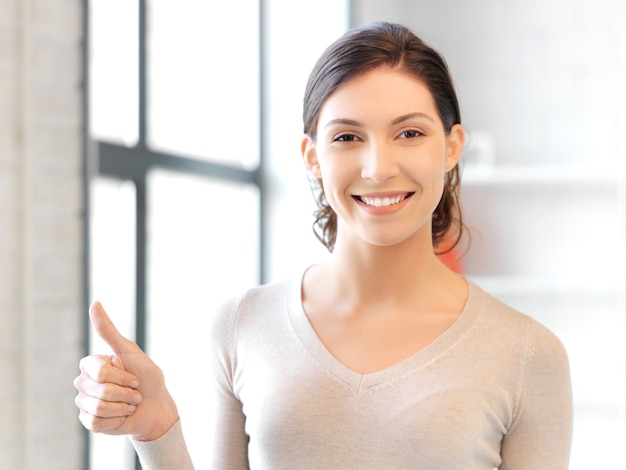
147, 0, 260, 168
146, 169, 260, 467
89, 177, 137, 470
89, 0, 139, 146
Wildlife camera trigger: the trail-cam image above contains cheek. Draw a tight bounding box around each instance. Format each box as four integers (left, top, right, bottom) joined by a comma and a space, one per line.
410, 155, 447, 187
317, 165, 354, 213
319, 175, 344, 213
319, 157, 351, 187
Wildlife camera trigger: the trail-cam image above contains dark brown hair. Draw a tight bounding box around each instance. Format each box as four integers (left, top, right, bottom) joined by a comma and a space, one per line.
303, 21, 464, 253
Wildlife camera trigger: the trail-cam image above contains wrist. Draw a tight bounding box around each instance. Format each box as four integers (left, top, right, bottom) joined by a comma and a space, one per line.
131, 395, 179, 442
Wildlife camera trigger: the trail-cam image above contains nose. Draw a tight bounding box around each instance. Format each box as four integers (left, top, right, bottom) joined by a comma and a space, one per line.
360, 141, 400, 182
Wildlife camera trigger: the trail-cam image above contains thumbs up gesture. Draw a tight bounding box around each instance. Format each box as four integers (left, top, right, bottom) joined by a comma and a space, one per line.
74, 302, 179, 442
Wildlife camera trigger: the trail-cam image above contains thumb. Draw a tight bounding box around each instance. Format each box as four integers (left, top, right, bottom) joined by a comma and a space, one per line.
89, 301, 135, 356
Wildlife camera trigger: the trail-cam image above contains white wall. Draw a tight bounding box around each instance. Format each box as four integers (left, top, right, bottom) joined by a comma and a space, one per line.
0, 0, 85, 468
352, 0, 626, 167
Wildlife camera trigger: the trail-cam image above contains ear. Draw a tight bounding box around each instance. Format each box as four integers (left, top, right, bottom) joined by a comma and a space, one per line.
444, 124, 465, 172
301, 135, 322, 179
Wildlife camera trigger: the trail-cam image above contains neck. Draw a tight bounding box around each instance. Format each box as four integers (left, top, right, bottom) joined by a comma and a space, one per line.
320, 231, 453, 306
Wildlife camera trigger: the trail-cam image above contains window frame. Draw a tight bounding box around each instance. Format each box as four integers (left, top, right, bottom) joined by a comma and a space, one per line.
81, 1, 265, 468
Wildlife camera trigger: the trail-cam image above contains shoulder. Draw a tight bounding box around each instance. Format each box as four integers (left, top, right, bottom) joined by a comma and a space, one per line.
470, 281, 570, 380
473, 286, 575, 462
473, 283, 566, 349
228, 271, 298, 319
208, 271, 300, 342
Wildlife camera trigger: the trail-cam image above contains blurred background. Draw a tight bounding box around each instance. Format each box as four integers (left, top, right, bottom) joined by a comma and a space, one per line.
1, 0, 624, 468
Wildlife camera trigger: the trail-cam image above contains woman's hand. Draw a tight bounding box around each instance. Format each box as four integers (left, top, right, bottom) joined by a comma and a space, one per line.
74, 301, 179, 441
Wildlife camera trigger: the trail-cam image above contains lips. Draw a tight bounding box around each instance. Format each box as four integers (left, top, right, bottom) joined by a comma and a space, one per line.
353, 192, 414, 207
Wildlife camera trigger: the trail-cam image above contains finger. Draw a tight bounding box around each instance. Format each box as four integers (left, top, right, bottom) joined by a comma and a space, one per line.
74, 372, 142, 404
76, 393, 138, 419
89, 301, 138, 356
78, 410, 128, 434
79, 355, 139, 388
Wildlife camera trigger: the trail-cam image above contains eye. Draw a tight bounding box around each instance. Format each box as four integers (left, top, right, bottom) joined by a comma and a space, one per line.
333, 133, 362, 143
398, 129, 423, 139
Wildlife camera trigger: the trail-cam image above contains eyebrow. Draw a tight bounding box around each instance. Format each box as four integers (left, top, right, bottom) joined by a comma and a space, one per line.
324, 112, 435, 129
391, 112, 435, 125
324, 118, 362, 129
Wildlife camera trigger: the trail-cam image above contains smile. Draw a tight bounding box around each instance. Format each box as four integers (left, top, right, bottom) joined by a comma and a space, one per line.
354, 192, 414, 207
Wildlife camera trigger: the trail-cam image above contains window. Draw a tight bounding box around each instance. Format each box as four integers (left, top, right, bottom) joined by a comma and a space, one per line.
85, 0, 348, 467
87, 1, 261, 468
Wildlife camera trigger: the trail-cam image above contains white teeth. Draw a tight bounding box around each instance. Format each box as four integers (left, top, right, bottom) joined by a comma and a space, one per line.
361, 195, 405, 207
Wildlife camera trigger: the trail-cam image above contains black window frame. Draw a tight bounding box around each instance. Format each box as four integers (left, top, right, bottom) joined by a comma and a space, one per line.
81, 1, 266, 468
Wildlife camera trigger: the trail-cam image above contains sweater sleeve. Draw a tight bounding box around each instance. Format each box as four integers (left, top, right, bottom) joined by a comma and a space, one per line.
129, 293, 250, 469
500, 320, 573, 469
131, 419, 194, 469
207, 294, 250, 469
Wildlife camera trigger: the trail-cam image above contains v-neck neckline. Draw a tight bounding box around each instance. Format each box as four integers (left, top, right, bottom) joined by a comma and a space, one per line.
286, 267, 483, 393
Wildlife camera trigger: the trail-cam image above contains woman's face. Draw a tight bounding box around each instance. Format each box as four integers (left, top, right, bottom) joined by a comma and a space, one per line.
302, 67, 464, 249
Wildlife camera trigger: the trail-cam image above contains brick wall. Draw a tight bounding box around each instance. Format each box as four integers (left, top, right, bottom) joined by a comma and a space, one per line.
0, 0, 84, 468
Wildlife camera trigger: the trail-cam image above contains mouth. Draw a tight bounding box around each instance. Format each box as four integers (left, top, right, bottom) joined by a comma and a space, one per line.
353, 192, 414, 207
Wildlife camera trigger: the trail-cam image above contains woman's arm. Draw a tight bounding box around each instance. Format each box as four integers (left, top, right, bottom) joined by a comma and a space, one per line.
207, 296, 250, 469
131, 419, 194, 469
74, 302, 193, 468
500, 322, 573, 469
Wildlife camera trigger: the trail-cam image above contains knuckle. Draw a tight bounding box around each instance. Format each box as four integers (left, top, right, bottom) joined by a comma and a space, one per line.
79, 411, 124, 434
89, 417, 104, 433
73, 372, 91, 391
74, 393, 82, 408
94, 365, 110, 383
78, 411, 97, 432
85, 355, 109, 376
91, 398, 108, 416
99, 383, 117, 401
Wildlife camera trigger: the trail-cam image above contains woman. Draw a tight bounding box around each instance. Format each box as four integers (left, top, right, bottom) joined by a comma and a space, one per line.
75, 22, 573, 469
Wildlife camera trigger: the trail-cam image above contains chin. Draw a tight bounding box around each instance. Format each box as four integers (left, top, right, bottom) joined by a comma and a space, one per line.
361, 233, 421, 249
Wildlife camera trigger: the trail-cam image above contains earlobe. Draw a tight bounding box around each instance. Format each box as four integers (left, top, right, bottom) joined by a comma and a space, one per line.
445, 124, 465, 171
301, 135, 322, 178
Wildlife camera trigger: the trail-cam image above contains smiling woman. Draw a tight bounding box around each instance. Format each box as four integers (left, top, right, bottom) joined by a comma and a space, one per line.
302, 68, 464, 252
75, 21, 573, 469
302, 31, 465, 255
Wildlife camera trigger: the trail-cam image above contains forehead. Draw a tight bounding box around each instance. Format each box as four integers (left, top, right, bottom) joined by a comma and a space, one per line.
318, 67, 439, 125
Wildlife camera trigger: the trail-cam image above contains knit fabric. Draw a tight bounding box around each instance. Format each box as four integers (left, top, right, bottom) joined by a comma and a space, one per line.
133, 268, 572, 469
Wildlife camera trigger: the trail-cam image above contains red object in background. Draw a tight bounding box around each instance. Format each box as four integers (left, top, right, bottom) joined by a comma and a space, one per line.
436, 240, 464, 274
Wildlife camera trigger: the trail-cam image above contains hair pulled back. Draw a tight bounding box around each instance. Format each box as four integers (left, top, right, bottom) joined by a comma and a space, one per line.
303, 22, 464, 254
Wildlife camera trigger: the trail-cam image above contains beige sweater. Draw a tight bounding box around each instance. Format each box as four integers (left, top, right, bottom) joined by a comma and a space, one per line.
133, 269, 573, 469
